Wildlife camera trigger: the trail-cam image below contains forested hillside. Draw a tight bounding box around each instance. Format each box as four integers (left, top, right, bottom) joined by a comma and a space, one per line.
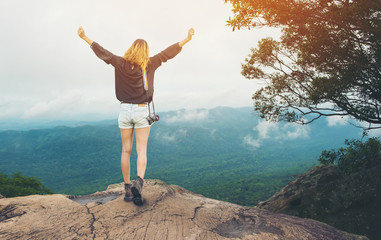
0, 107, 363, 205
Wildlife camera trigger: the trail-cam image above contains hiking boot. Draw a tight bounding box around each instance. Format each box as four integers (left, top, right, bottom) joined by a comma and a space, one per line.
124, 183, 133, 202
131, 176, 144, 206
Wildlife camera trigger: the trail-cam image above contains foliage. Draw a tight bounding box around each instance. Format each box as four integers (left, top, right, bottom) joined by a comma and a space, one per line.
0, 172, 54, 197
225, 0, 381, 129
318, 137, 381, 174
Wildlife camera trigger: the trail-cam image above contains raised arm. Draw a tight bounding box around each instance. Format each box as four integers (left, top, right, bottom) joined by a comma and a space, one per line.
77, 26, 94, 45
179, 28, 195, 47
77, 26, 122, 67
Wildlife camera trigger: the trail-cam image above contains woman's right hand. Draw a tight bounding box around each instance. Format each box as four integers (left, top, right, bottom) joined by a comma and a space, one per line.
187, 28, 195, 40
77, 26, 86, 38
179, 28, 195, 47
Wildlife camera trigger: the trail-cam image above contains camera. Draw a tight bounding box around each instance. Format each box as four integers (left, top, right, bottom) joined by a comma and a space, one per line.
147, 114, 159, 125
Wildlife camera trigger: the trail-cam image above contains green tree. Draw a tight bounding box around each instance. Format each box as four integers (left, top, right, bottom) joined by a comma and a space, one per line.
318, 137, 381, 174
225, 0, 381, 129
0, 172, 54, 197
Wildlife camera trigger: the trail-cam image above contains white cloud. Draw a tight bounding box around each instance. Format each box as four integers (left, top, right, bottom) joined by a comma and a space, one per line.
327, 115, 349, 127
255, 121, 278, 139
178, 128, 188, 135
157, 128, 189, 142
243, 121, 310, 150
165, 109, 209, 123
284, 124, 310, 140
243, 135, 261, 149
326, 115, 381, 136
23, 89, 83, 119
252, 120, 310, 141
0, 96, 28, 119
21, 89, 118, 120
160, 132, 176, 142
367, 128, 381, 137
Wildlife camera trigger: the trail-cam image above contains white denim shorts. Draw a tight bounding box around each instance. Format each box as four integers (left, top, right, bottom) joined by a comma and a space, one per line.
118, 103, 151, 129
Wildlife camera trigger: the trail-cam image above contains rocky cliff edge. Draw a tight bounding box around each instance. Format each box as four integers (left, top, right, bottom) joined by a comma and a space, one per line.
0, 179, 368, 240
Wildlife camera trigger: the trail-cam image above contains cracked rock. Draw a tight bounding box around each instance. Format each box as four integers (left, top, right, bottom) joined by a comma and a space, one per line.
0, 179, 368, 240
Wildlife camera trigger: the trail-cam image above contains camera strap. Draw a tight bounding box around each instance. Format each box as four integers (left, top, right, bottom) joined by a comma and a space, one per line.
142, 68, 156, 117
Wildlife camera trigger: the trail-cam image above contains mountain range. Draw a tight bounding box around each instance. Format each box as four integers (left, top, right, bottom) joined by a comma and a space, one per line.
0, 106, 365, 205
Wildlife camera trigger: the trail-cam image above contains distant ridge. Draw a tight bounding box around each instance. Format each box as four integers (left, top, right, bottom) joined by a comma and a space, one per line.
0, 106, 364, 206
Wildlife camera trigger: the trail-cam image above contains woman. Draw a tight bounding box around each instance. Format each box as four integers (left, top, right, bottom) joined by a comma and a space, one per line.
77, 26, 194, 205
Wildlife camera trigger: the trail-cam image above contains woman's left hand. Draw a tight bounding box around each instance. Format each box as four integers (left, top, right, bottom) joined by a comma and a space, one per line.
77, 26, 94, 45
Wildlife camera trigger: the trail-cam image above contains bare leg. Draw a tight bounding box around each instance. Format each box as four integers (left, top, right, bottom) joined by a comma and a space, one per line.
120, 128, 134, 184
135, 127, 151, 179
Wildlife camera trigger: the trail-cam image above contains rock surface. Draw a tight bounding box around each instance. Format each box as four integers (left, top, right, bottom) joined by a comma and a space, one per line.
257, 164, 381, 240
0, 179, 368, 240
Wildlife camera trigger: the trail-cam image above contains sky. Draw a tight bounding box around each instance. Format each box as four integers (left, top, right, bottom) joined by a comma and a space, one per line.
0, 0, 282, 122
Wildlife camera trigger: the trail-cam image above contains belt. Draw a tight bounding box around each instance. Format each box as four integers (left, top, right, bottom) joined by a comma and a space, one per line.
121, 102, 147, 107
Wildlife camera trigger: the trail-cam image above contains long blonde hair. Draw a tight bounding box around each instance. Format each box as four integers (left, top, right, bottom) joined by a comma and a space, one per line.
123, 39, 150, 69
